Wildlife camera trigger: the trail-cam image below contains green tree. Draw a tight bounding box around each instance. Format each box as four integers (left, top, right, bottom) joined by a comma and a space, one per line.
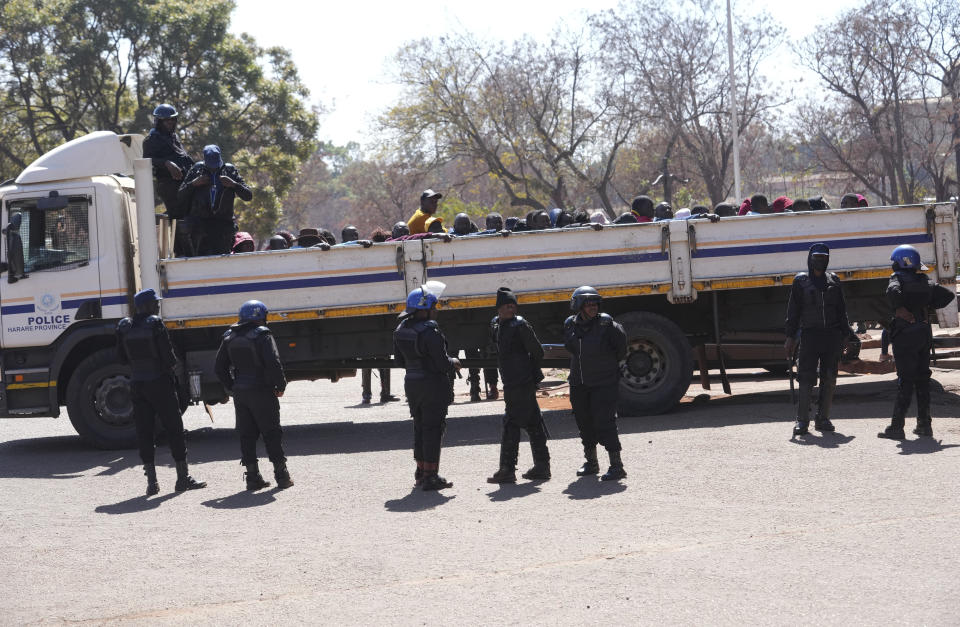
0, 0, 318, 238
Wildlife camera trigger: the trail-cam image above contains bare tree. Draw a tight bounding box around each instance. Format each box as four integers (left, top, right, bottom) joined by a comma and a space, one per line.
593, 0, 781, 205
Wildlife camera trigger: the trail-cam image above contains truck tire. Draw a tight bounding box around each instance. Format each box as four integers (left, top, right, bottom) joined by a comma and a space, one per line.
65, 348, 137, 449
616, 311, 693, 416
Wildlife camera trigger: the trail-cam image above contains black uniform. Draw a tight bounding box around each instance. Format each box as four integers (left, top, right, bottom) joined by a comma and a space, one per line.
178, 162, 252, 256
143, 127, 195, 256
564, 312, 627, 453
884, 270, 955, 435
393, 317, 458, 465
785, 252, 852, 428
116, 313, 187, 465
490, 315, 549, 471
215, 322, 287, 466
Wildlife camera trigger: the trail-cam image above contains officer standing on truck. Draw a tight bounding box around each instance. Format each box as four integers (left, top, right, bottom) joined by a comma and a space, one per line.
116, 288, 206, 496
214, 300, 293, 490
142, 104, 195, 257
178, 145, 253, 256
784, 243, 854, 436
564, 286, 628, 481
877, 245, 955, 440
486, 287, 551, 484
393, 281, 460, 491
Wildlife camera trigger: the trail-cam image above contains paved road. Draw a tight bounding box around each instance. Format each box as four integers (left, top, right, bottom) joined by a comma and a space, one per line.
2, 365, 960, 625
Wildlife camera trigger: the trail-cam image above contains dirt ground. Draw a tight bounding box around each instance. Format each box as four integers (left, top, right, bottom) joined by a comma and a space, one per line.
2, 344, 959, 625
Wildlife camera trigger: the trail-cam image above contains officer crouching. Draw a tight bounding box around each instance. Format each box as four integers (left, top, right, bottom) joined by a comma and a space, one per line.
487, 287, 551, 483
215, 300, 293, 490
878, 245, 955, 439
117, 288, 206, 495
393, 281, 461, 491
564, 286, 628, 481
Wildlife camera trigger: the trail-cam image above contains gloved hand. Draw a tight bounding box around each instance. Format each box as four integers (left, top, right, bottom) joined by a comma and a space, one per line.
359, 239, 373, 248
590, 223, 603, 231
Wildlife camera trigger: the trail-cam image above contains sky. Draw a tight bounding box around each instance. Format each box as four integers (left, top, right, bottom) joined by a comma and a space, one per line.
230, 0, 864, 148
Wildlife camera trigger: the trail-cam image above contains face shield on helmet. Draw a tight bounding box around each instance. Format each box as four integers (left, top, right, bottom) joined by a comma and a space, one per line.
890, 244, 927, 271
405, 281, 447, 312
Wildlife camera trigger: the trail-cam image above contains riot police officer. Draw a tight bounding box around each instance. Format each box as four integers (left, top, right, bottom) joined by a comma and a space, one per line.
116, 288, 205, 495
564, 286, 628, 481
784, 243, 854, 436
487, 287, 551, 483
393, 281, 461, 491
878, 245, 955, 439
214, 300, 293, 490
143, 104, 196, 257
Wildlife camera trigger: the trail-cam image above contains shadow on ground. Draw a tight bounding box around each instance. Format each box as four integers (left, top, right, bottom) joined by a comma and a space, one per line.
4, 377, 960, 481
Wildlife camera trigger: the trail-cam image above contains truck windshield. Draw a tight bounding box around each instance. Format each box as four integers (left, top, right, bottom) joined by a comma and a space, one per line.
7, 197, 90, 273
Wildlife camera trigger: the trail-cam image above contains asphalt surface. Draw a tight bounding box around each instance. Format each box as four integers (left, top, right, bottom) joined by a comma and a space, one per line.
2, 360, 960, 625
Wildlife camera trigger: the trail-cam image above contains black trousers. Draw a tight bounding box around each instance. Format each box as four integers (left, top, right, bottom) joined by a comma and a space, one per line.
405, 376, 450, 464
190, 218, 234, 256
570, 382, 621, 452
500, 382, 549, 466
891, 323, 932, 424
155, 179, 193, 257
132, 377, 186, 465
797, 327, 842, 386
233, 386, 285, 465
361, 368, 391, 398
462, 348, 497, 391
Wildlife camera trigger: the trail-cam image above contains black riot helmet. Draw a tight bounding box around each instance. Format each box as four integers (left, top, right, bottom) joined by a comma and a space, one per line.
153, 104, 178, 130
570, 285, 602, 311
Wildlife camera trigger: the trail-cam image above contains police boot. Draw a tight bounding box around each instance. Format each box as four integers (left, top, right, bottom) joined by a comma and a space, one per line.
273, 461, 294, 489
601, 450, 627, 481
485, 381, 499, 401
792, 384, 813, 436
488, 437, 518, 483
878, 395, 908, 440
576, 445, 600, 476
523, 435, 551, 481
914, 384, 933, 437
421, 463, 452, 491
174, 460, 206, 491
244, 462, 270, 491
814, 374, 837, 432
414, 461, 424, 486
379, 369, 400, 403
144, 464, 159, 496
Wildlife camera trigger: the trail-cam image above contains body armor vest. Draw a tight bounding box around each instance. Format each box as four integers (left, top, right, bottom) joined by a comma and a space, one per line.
225, 325, 268, 387
118, 315, 168, 381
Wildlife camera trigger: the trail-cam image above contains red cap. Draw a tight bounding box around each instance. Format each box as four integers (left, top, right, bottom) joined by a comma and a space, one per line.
771, 196, 793, 213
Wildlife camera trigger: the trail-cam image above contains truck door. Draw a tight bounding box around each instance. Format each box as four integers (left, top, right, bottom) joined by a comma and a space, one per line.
1, 190, 101, 353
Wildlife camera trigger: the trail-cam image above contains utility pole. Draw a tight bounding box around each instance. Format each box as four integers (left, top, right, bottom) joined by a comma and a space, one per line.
726, 0, 742, 202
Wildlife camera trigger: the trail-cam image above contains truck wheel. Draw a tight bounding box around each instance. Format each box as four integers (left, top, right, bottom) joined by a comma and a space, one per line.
65, 348, 137, 449
616, 311, 692, 416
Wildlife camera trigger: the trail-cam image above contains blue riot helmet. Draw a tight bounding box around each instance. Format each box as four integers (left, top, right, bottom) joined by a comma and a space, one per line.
153, 104, 178, 120
238, 300, 268, 324
570, 285, 602, 311
891, 244, 927, 272
405, 281, 446, 312
133, 288, 161, 314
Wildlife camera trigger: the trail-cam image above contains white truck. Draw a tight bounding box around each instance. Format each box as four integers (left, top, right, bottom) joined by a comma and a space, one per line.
1, 131, 957, 448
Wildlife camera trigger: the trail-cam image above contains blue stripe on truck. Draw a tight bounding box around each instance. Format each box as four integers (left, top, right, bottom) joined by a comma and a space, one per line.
429, 252, 668, 277
692, 233, 931, 258
164, 270, 403, 298
1, 303, 34, 315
